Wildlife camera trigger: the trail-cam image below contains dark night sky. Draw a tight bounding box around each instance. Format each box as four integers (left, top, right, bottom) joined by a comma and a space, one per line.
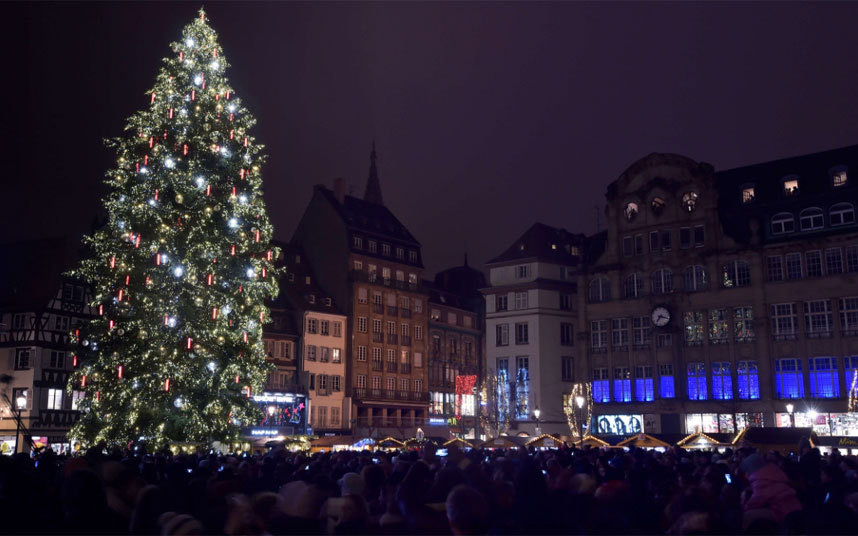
4, 1, 858, 276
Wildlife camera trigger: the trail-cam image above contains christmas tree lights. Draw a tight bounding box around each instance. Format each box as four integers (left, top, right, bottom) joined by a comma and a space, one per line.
68, 9, 279, 445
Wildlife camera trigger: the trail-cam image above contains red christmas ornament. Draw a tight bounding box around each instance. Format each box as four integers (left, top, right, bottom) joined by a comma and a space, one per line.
73, 355, 78, 367
261, 266, 267, 278
149, 137, 154, 148
125, 275, 130, 285
255, 230, 261, 243
207, 273, 213, 286
259, 311, 264, 323
117, 289, 123, 301
183, 144, 189, 155
136, 162, 140, 173
164, 314, 169, 326
163, 129, 168, 140
206, 184, 211, 196
151, 92, 156, 103
154, 189, 159, 201
179, 51, 183, 61
266, 250, 272, 261
117, 365, 123, 379
234, 374, 240, 384
96, 391, 100, 401
81, 375, 86, 388
212, 307, 218, 320
156, 253, 162, 266
229, 129, 234, 140
191, 90, 195, 101
231, 186, 236, 197
242, 332, 248, 343
164, 378, 170, 392
169, 108, 174, 119
229, 113, 234, 122
186, 337, 193, 350
239, 169, 245, 180
110, 256, 116, 269
226, 90, 231, 99
144, 155, 149, 166
230, 244, 236, 256
98, 305, 104, 316
145, 276, 151, 286
244, 137, 249, 147
135, 234, 141, 248
109, 320, 115, 331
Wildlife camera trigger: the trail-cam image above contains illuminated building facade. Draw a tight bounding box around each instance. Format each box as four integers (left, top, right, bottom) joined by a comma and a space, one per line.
584, 146, 858, 436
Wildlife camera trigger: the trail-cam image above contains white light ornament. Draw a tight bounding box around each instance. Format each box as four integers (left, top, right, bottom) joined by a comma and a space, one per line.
207, 361, 217, 372
228, 218, 239, 229
195, 176, 206, 188
174, 397, 184, 408
165, 158, 175, 169
210, 60, 220, 70
228, 103, 236, 113
139, 166, 149, 174
238, 195, 248, 204
148, 199, 157, 207
194, 75, 203, 86
246, 267, 256, 278
166, 316, 177, 328
173, 266, 184, 277
185, 37, 195, 48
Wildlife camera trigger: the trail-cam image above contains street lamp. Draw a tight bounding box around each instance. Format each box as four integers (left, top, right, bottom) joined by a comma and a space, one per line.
575, 395, 586, 440
786, 403, 795, 427
534, 407, 541, 436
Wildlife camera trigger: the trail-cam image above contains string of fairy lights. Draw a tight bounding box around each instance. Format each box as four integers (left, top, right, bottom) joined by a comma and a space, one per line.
68, 10, 280, 445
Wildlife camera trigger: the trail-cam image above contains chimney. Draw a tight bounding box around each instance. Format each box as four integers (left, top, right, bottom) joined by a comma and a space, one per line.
334, 177, 345, 204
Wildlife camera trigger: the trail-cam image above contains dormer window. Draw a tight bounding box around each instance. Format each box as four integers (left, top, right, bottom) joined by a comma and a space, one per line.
305, 276, 311, 285
368, 240, 377, 253
782, 176, 799, 196
623, 202, 639, 221
651, 197, 666, 215
382, 243, 391, 256
353, 236, 363, 249
831, 166, 848, 188
741, 184, 755, 204
408, 250, 418, 263
799, 207, 823, 231
308, 294, 316, 304
681, 192, 698, 213
324, 297, 332, 306
771, 212, 795, 235
830, 203, 855, 226
396, 247, 404, 259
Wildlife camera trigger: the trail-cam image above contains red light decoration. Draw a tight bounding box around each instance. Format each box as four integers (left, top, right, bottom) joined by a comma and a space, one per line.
118, 365, 123, 379
212, 308, 218, 320
164, 378, 170, 391
110, 256, 116, 269
186, 337, 193, 350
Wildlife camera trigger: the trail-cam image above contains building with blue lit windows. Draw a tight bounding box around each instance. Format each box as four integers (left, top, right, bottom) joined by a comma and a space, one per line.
582, 146, 858, 437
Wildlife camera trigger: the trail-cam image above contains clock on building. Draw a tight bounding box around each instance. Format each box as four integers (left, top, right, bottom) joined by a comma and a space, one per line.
651, 306, 671, 327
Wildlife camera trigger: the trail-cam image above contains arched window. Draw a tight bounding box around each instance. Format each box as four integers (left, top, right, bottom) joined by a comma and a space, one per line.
651, 197, 666, 215
771, 212, 794, 235
683, 265, 707, 292
651, 268, 673, 295
799, 207, 824, 231
722, 260, 750, 288
589, 278, 611, 303
623, 273, 644, 299
682, 192, 699, 213
624, 202, 640, 222
830, 203, 855, 226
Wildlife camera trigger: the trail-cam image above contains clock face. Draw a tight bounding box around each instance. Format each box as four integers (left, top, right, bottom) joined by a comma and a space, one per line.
652, 306, 671, 327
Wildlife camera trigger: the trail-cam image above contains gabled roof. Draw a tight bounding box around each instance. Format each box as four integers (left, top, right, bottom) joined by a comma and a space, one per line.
486, 222, 584, 265
316, 186, 420, 246
270, 240, 344, 316
0, 236, 82, 311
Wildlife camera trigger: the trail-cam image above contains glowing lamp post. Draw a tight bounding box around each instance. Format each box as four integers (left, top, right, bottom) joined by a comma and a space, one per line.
786, 403, 795, 427
575, 395, 586, 440
534, 407, 541, 436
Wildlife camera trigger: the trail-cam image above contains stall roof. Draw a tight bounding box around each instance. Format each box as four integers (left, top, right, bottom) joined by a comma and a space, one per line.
616, 433, 673, 448
575, 435, 612, 447
443, 437, 475, 448
732, 427, 816, 447
310, 435, 356, 447
525, 433, 564, 448
482, 436, 531, 449
676, 432, 733, 447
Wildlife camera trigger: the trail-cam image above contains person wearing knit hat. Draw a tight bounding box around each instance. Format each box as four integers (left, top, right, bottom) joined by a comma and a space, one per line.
339, 471, 365, 497
739, 452, 802, 523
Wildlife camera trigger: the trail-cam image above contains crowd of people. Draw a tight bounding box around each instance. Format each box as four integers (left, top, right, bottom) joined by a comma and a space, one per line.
2, 437, 858, 535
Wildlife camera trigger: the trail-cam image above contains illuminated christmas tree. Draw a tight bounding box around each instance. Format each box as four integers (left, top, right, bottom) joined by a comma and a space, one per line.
68, 10, 279, 445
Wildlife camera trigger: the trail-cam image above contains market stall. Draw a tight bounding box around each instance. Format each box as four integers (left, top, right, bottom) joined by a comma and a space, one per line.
525, 433, 564, 449
731, 426, 816, 454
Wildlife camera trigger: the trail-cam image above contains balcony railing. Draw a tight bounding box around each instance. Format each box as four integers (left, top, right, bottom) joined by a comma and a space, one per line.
35, 409, 81, 428
399, 391, 410, 400
401, 335, 412, 346
772, 332, 797, 341
400, 363, 412, 374
387, 306, 398, 316
807, 330, 833, 339
386, 362, 398, 372
387, 334, 398, 344
354, 387, 366, 399
412, 391, 429, 402
400, 308, 411, 318
372, 332, 384, 343
372, 361, 383, 372
349, 270, 423, 291
352, 387, 429, 403
372, 303, 384, 314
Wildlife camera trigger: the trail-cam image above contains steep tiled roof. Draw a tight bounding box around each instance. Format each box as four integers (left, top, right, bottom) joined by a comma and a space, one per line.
486, 222, 584, 265
316, 186, 420, 246
270, 240, 344, 316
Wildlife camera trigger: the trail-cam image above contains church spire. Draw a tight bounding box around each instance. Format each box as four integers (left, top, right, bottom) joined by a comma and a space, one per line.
364, 141, 384, 205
